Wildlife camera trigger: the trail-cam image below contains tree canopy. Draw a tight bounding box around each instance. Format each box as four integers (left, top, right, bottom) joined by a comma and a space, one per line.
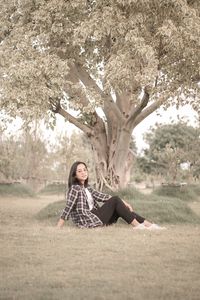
0, 0, 199, 188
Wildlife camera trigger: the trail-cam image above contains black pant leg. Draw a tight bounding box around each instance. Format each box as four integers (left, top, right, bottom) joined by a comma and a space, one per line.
92, 196, 145, 225
133, 212, 146, 224
91, 197, 119, 225
107, 211, 120, 225
112, 196, 145, 224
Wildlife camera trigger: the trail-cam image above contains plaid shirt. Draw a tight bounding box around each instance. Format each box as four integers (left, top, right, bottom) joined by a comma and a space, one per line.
60, 184, 111, 228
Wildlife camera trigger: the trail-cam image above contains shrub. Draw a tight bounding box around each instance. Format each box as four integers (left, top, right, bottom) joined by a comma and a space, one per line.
36, 200, 74, 226
152, 185, 199, 202
0, 183, 35, 197
132, 196, 200, 225
39, 183, 66, 195
110, 187, 147, 201
189, 184, 200, 196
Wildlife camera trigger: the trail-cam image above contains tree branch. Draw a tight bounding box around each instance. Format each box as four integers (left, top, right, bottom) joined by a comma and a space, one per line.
126, 87, 150, 127
65, 65, 89, 107
115, 92, 124, 112
132, 98, 165, 129
74, 63, 124, 121
57, 107, 93, 136
49, 97, 61, 113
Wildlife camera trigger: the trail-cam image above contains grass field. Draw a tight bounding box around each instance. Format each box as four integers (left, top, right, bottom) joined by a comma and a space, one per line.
0, 189, 200, 300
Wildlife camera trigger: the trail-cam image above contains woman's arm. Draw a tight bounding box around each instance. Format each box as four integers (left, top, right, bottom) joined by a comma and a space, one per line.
89, 187, 111, 202
57, 185, 79, 227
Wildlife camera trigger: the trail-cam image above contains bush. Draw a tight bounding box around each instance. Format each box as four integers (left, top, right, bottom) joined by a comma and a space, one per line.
132, 196, 200, 225
36, 200, 74, 226
39, 183, 66, 195
110, 187, 147, 201
152, 185, 199, 202
0, 183, 35, 197
189, 184, 200, 196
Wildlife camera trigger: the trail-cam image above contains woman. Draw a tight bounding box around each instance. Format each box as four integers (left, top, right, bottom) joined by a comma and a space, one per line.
57, 161, 165, 230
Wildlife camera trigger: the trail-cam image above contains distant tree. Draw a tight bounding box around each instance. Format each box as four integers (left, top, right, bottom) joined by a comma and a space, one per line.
138, 122, 200, 182
19, 130, 48, 183
0, 123, 48, 183
49, 132, 96, 183
0, 136, 21, 181
0, 0, 199, 188
0, 119, 98, 185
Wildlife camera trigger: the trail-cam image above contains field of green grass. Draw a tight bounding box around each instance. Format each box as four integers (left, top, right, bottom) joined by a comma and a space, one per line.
0, 184, 200, 299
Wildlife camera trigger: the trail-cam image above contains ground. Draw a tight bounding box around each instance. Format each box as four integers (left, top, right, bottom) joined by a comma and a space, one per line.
0, 195, 200, 300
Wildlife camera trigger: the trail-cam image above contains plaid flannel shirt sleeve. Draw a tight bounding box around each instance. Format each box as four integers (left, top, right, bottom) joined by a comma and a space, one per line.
89, 187, 111, 203
60, 186, 79, 220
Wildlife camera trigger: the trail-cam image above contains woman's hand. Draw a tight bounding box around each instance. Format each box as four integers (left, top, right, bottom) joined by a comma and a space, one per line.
57, 218, 65, 228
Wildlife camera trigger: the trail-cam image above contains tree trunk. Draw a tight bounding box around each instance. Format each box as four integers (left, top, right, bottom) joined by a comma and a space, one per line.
87, 121, 134, 191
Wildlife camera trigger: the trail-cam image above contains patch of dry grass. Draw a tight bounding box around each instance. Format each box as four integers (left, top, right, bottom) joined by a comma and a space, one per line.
0, 196, 200, 300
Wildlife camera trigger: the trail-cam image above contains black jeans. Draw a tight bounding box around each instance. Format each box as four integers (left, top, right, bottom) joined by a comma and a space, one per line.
91, 196, 145, 225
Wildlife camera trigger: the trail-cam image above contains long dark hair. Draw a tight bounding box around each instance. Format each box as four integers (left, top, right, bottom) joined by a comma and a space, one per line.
68, 161, 88, 189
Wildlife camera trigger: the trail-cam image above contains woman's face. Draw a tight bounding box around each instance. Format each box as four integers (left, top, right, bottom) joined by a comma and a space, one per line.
76, 163, 88, 185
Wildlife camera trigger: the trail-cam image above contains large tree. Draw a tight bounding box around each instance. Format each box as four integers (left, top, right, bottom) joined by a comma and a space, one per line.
0, 0, 199, 189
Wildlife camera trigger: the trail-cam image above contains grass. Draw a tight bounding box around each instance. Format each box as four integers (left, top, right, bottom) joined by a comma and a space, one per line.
1, 194, 200, 300
36, 185, 200, 226
1, 221, 200, 300
0, 183, 35, 197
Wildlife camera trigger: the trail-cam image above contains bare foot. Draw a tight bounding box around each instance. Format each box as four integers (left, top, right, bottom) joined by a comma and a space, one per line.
143, 220, 152, 227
